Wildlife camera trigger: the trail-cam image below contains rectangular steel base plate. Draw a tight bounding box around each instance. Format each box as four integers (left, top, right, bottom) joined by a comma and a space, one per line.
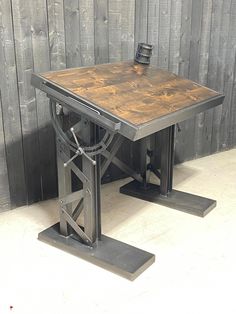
120, 180, 216, 217
38, 223, 155, 281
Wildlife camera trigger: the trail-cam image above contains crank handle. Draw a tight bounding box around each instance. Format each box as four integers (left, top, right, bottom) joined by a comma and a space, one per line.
79, 146, 96, 166
64, 147, 96, 168
63, 150, 81, 167
70, 127, 96, 166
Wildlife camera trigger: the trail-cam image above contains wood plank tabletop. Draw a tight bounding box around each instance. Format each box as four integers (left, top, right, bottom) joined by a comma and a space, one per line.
41, 61, 220, 126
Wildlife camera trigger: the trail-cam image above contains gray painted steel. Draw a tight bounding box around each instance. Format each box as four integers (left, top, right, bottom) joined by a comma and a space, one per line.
35, 81, 218, 278
38, 223, 155, 281
120, 180, 216, 217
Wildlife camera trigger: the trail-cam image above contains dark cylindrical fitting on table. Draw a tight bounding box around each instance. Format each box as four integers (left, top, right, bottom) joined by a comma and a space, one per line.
135, 43, 153, 65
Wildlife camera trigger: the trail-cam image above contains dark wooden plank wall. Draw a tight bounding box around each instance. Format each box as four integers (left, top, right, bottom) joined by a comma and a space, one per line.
0, 94, 10, 211
0, 0, 235, 210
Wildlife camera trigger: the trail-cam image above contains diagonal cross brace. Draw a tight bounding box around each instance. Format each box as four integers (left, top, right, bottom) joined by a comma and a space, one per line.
59, 150, 88, 184
101, 135, 124, 176
101, 149, 143, 183
61, 207, 92, 245
72, 198, 84, 221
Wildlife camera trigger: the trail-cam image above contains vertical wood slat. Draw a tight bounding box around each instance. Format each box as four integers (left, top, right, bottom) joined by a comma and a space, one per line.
210, 0, 231, 153
11, 0, 41, 204
0, 0, 26, 208
109, 0, 135, 62
47, 0, 66, 70
174, 0, 192, 163
168, 0, 182, 74
64, 0, 81, 68
184, 0, 203, 160
31, 0, 57, 200
94, 0, 109, 64
158, 0, 171, 70
228, 1, 236, 147
79, 0, 95, 66
207, 0, 224, 153
219, 0, 236, 150
121, 0, 135, 60
64, 0, 95, 67
231, 55, 236, 146
175, 0, 204, 162
194, 0, 213, 157
109, 0, 122, 63
147, 0, 159, 66
135, 0, 148, 48
0, 94, 10, 211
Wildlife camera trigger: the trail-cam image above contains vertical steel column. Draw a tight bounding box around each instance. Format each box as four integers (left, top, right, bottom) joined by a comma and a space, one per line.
139, 135, 156, 187
57, 138, 73, 236
81, 119, 101, 243
160, 125, 175, 196
139, 136, 150, 186
94, 126, 102, 239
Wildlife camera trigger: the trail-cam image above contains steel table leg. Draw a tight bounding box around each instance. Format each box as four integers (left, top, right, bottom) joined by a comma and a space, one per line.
120, 125, 216, 217
38, 112, 155, 280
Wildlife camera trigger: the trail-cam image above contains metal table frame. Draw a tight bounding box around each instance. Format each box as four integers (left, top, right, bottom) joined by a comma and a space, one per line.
32, 71, 224, 280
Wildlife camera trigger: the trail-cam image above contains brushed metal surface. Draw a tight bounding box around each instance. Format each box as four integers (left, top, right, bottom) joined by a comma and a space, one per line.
38, 223, 155, 281
120, 180, 216, 217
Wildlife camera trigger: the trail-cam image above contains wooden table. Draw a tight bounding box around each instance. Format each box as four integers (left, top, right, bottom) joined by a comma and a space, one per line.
32, 61, 224, 280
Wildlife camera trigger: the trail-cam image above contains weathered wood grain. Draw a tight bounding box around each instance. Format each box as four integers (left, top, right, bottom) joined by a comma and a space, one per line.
184, 0, 203, 159
207, 0, 223, 153
147, 0, 159, 66
175, 0, 204, 162
109, 0, 122, 62
211, 0, 231, 152
12, 0, 41, 204
220, 0, 236, 150
121, 0, 135, 60
64, 0, 81, 68
169, 0, 182, 74
31, 0, 57, 200
147, 0, 161, 167
194, 0, 213, 157
158, 0, 171, 70
0, 0, 26, 207
231, 53, 236, 146
0, 93, 10, 211
175, 0, 192, 163
135, 0, 148, 49
94, 0, 109, 64
79, 0, 95, 66
47, 0, 66, 70
226, 1, 236, 147
41, 61, 220, 126
178, 0, 192, 78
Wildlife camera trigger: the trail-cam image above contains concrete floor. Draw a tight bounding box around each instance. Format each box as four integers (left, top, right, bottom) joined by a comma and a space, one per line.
0, 148, 236, 314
